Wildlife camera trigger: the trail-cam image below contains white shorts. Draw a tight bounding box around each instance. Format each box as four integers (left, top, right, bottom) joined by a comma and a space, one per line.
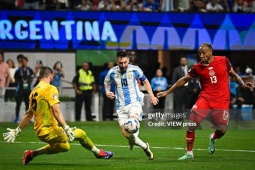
117, 101, 143, 126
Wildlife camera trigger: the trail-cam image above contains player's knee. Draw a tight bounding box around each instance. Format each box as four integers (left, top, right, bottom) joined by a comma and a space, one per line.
74, 128, 87, 139
58, 142, 70, 152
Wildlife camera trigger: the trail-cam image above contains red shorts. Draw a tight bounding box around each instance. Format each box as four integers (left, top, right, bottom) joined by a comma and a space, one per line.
190, 97, 229, 127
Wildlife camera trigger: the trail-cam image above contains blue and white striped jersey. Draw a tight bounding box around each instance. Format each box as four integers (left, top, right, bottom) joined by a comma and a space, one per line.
104, 64, 147, 110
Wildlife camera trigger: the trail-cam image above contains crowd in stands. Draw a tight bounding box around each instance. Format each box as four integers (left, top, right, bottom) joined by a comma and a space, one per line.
0, 0, 254, 12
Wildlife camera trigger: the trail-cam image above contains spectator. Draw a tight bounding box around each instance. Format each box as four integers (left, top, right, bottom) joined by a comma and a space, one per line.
233, 0, 246, 12
91, 0, 101, 10
162, 0, 174, 11
245, 0, 255, 12
173, 0, 190, 12
72, 62, 96, 121
172, 57, 197, 119
235, 76, 255, 120
0, 51, 10, 100
33, 59, 43, 88
99, 62, 115, 120
23, 0, 40, 9
52, 61, 65, 90
151, 69, 168, 112
245, 65, 253, 76
16, 54, 24, 68
98, 0, 116, 10
4, 59, 16, 102
234, 64, 244, 76
76, 0, 92, 10
229, 77, 238, 97
142, 0, 160, 11
57, 0, 69, 9
121, 0, 143, 11
219, 0, 234, 12
206, 0, 224, 12
14, 56, 34, 123
189, 0, 207, 12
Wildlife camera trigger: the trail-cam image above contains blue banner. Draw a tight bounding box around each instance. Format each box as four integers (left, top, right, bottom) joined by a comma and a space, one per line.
0, 10, 254, 50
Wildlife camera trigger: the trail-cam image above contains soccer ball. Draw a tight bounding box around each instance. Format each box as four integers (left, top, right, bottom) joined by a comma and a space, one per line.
124, 118, 140, 134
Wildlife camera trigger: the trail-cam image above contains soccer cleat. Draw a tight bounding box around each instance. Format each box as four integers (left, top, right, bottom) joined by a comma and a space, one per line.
178, 153, 194, 160
128, 134, 135, 150
208, 134, 216, 155
94, 149, 113, 159
22, 150, 34, 165
143, 142, 154, 160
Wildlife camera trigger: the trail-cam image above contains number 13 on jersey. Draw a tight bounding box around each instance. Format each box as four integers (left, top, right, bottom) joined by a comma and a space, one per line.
210, 76, 217, 83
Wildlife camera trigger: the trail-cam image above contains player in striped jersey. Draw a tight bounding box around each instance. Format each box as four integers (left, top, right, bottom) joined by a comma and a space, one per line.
104, 50, 158, 160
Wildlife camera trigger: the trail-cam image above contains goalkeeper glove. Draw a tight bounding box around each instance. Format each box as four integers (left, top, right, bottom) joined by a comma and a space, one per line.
3, 127, 22, 143
63, 125, 76, 142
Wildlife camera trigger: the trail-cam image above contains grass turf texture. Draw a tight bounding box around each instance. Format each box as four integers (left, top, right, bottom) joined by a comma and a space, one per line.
0, 121, 255, 170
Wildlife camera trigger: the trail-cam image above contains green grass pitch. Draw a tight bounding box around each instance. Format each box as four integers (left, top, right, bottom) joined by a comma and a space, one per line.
0, 121, 255, 170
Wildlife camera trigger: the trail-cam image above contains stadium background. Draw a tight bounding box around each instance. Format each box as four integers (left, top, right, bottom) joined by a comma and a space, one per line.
0, 7, 255, 170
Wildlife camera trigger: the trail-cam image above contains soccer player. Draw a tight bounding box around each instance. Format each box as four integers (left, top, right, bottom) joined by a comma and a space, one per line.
104, 50, 159, 160
3, 66, 113, 165
157, 43, 254, 160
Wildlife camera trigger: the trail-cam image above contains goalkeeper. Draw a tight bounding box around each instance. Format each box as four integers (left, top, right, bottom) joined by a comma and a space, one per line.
3, 66, 113, 165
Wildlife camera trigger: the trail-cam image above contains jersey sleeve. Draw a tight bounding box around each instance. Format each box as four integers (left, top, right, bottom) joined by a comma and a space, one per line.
47, 86, 60, 107
104, 69, 113, 85
135, 66, 147, 82
225, 57, 232, 73
187, 65, 198, 79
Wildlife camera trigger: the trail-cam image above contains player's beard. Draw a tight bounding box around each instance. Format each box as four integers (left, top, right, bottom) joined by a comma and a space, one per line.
119, 66, 127, 72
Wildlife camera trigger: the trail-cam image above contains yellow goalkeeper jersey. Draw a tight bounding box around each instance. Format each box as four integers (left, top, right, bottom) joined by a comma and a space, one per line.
28, 81, 60, 136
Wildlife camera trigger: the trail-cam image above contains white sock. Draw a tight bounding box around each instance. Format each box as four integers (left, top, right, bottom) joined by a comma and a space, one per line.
133, 131, 147, 149
91, 146, 100, 155
187, 151, 193, 155
210, 134, 215, 140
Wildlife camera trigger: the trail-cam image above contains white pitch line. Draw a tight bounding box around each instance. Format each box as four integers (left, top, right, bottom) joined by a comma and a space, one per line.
1, 141, 255, 153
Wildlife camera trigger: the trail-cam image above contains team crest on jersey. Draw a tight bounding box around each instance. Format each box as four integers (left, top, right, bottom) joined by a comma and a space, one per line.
53, 94, 58, 100
115, 74, 119, 78
128, 73, 132, 79
209, 70, 215, 76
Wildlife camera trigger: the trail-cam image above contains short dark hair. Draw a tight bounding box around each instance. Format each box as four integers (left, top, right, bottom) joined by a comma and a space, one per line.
22, 56, 28, 62
200, 43, 213, 51
117, 50, 128, 59
17, 54, 24, 61
39, 66, 53, 79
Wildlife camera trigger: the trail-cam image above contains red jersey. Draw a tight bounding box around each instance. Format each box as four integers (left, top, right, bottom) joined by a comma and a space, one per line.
188, 56, 232, 102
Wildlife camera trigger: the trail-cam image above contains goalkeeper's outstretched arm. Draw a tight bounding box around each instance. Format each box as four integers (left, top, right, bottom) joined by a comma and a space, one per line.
18, 110, 34, 130
3, 110, 33, 143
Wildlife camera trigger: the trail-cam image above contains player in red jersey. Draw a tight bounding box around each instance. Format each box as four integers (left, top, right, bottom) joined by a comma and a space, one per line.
157, 43, 254, 160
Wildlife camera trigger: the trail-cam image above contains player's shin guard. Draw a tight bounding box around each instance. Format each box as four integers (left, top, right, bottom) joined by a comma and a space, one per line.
74, 128, 94, 150
212, 130, 226, 139
186, 130, 195, 151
